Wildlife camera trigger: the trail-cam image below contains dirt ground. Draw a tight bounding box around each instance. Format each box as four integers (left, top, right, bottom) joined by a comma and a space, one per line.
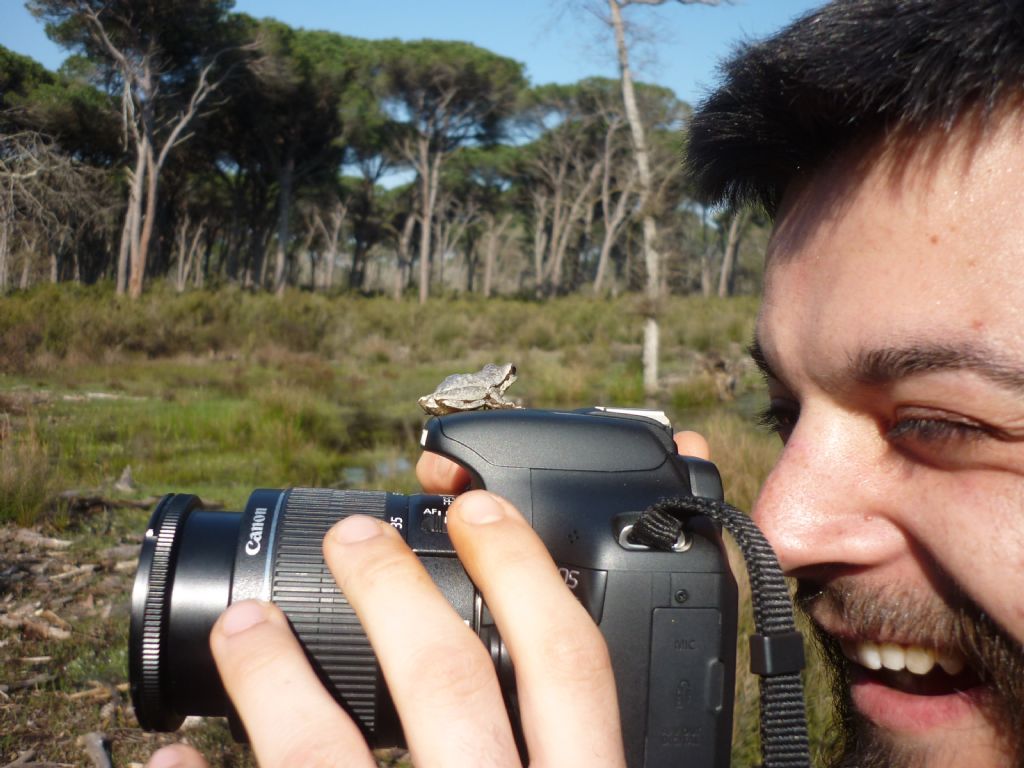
0, 509, 409, 767
0, 506, 239, 767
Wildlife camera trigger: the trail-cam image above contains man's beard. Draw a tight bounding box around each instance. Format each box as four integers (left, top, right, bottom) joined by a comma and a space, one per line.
795, 577, 1024, 768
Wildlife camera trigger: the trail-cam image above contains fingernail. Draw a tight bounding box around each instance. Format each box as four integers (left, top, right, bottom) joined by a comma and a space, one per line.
332, 514, 383, 543
221, 600, 269, 636
457, 492, 505, 525
146, 745, 193, 768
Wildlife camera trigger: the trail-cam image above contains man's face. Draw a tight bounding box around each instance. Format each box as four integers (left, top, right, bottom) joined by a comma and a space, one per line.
753, 116, 1024, 768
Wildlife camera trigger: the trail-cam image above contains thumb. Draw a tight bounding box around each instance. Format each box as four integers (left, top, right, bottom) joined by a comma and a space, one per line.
674, 430, 711, 460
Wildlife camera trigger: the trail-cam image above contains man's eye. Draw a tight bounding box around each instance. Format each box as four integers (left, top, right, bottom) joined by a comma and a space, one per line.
887, 416, 992, 444
757, 402, 799, 440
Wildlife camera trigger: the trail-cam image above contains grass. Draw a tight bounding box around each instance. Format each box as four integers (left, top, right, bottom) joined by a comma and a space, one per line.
0, 286, 838, 766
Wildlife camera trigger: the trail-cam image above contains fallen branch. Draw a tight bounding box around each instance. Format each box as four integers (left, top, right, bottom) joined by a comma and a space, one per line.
77, 732, 112, 768
2, 672, 56, 691
66, 682, 128, 702
51, 564, 97, 582
14, 530, 72, 550
37, 609, 69, 630
2, 751, 34, 767
55, 493, 159, 514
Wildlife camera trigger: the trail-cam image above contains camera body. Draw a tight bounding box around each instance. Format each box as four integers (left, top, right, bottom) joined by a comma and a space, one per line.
130, 407, 737, 768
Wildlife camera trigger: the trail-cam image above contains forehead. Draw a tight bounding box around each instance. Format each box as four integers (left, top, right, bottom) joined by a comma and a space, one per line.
758, 115, 1024, 367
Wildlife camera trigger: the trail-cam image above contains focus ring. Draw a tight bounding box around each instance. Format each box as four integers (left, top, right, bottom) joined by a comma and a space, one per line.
271, 489, 388, 733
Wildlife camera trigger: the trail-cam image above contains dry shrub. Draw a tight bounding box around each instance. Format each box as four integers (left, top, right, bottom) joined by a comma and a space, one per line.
0, 415, 58, 525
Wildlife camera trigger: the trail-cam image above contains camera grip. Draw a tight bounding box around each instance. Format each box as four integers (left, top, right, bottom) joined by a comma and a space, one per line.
421, 409, 681, 519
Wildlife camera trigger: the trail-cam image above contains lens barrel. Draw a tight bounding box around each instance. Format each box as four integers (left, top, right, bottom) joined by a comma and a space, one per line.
129, 488, 450, 742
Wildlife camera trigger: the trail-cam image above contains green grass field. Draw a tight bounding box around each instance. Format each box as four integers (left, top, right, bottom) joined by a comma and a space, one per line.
0, 286, 836, 766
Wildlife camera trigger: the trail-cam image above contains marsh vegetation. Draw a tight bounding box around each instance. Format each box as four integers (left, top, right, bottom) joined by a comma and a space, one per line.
0, 287, 834, 766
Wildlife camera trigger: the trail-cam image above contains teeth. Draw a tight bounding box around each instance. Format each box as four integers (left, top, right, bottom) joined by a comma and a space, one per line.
839, 639, 965, 676
905, 646, 936, 675
857, 640, 882, 670
937, 651, 965, 676
879, 642, 905, 671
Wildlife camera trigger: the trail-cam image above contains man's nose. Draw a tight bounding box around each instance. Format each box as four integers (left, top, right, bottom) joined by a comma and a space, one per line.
751, 407, 905, 577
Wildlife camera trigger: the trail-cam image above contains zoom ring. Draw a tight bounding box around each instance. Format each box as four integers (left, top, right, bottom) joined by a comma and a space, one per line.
271, 488, 388, 732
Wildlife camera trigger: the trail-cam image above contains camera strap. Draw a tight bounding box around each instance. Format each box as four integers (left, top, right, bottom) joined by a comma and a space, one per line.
630, 496, 811, 768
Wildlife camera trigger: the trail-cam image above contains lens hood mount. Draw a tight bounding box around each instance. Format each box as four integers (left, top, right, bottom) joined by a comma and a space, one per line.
129, 493, 204, 731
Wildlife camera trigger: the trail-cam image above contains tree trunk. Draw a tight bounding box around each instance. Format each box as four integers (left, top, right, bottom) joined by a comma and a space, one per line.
610, 0, 661, 395
483, 213, 511, 299
717, 208, 747, 298
434, 216, 448, 293
273, 153, 295, 297
700, 244, 715, 297
0, 214, 9, 293
417, 139, 442, 305
129, 133, 159, 299
325, 244, 335, 291
20, 255, 30, 290
19, 237, 36, 290
118, 145, 146, 295
594, 170, 634, 296
324, 205, 344, 292
547, 162, 601, 295
394, 213, 417, 301
531, 193, 549, 297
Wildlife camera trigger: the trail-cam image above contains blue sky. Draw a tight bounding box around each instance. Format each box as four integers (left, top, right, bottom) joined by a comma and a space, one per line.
3, 0, 824, 105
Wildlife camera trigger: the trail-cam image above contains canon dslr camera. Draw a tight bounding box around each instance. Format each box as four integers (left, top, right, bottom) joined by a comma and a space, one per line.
130, 407, 738, 768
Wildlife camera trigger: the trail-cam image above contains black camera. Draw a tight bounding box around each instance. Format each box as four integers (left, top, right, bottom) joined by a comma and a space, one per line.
130, 407, 738, 768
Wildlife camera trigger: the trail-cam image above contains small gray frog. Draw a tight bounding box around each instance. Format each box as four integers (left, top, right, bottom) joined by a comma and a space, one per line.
418, 362, 520, 415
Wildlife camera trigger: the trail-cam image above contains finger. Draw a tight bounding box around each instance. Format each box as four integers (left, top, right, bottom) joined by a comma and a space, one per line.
209, 600, 376, 768
415, 450, 471, 493
145, 744, 208, 768
674, 430, 711, 460
324, 514, 520, 768
447, 491, 626, 768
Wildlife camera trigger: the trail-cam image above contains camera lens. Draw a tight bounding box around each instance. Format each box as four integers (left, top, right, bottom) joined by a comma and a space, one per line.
129, 488, 455, 742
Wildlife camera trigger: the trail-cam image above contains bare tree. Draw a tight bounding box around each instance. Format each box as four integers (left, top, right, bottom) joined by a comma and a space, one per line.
383, 40, 525, 304
392, 211, 418, 301
432, 188, 477, 293
31, 1, 230, 299
481, 212, 514, 298
311, 200, 348, 292
0, 131, 111, 292
717, 206, 748, 298
172, 214, 206, 292
518, 85, 609, 296
600, 0, 724, 394
592, 111, 638, 295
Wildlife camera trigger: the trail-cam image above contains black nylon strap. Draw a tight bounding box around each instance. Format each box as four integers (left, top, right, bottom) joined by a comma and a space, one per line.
630, 496, 811, 768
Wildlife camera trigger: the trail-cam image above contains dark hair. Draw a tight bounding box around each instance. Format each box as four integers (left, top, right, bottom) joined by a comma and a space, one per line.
685, 0, 1024, 216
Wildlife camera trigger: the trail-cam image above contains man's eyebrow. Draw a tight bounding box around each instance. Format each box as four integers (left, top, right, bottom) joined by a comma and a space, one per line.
747, 338, 1024, 393
852, 343, 1024, 392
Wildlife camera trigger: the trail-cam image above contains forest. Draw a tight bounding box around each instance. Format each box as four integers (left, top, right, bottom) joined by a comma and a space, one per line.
0, 0, 766, 305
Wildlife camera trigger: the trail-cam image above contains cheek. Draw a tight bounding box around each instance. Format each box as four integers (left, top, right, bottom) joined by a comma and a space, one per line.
906, 471, 1024, 641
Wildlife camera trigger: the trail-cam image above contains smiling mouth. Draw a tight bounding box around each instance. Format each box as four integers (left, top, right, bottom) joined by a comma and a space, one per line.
838, 637, 981, 696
